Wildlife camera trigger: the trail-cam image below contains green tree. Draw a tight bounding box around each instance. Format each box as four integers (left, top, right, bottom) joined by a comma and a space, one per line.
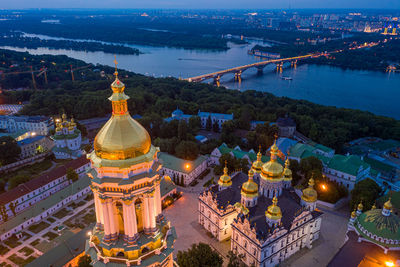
76, 122, 88, 137
175, 141, 199, 160
178, 120, 188, 140
188, 116, 201, 133
299, 156, 323, 178
0, 205, 8, 222
350, 178, 382, 211
0, 136, 21, 165
9, 201, 17, 216
227, 251, 246, 267
177, 243, 223, 267
78, 255, 92, 267
66, 168, 79, 182
206, 116, 212, 131
212, 121, 220, 133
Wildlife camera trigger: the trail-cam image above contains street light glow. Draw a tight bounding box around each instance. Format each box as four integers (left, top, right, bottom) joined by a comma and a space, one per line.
385, 261, 395, 267
321, 184, 327, 191
185, 164, 190, 169
87, 231, 92, 236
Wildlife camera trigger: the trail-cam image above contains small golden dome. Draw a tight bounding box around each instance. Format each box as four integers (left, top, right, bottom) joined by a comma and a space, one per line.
371, 203, 376, 210
283, 157, 292, 181
241, 171, 258, 198
218, 161, 232, 188
266, 196, 282, 220
351, 210, 357, 218
384, 198, 393, 210
252, 146, 263, 173
358, 201, 364, 211
94, 74, 151, 161
261, 140, 284, 180
301, 178, 317, 203
62, 113, 67, 121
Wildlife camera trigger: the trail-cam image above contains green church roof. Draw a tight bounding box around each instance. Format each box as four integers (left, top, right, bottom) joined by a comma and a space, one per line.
327, 154, 369, 176
356, 209, 400, 244
158, 152, 207, 174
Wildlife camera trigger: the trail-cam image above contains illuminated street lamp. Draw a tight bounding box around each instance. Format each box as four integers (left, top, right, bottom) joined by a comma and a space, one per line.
321, 184, 327, 191
185, 163, 190, 170
385, 261, 395, 267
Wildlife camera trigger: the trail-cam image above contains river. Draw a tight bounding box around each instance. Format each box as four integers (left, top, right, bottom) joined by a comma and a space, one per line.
2, 33, 400, 119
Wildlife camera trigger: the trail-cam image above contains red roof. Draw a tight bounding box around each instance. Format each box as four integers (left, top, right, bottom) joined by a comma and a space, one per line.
0, 156, 89, 205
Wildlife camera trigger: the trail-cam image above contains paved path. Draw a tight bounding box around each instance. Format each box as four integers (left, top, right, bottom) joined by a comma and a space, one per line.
0, 199, 94, 266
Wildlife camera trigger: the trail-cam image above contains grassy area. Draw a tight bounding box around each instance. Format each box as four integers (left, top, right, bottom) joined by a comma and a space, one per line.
0, 243, 10, 255
18, 246, 34, 256
69, 200, 87, 209
47, 217, 56, 223
4, 236, 21, 248
8, 254, 25, 265
43, 231, 58, 241
53, 208, 70, 219
82, 212, 95, 225
28, 221, 50, 234
29, 239, 40, 247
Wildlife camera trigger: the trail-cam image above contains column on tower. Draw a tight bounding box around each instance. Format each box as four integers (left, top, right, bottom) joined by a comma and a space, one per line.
154, 181, 162, 221
128, 201, 139, 243
101, 198, 111, 242
107, 199, 118, 240
148, 194, 157, 231
94, 191, 103, 230
142, 195, 150, 231
122, 200, 131, 241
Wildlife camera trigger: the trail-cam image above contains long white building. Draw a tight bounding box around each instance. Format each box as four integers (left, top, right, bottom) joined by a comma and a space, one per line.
0, 115, 54, 135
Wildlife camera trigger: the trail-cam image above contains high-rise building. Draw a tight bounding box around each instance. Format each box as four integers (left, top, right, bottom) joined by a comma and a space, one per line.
85, 66, 176, 267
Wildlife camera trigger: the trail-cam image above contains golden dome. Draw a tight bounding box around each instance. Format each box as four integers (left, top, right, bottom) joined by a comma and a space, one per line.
241, 171, 258, 198
358, 201, 364, 211
261, 141, 284, 180
384, 198, 393, 210
266, 196, 282, 221
94, 74, 151, 161
371, 203, 377, 210
301, 178, 317, 203
283, 157, 292, 181
252, 146, 263, 173
218, 161, 232, 188
351, 210, 357, 218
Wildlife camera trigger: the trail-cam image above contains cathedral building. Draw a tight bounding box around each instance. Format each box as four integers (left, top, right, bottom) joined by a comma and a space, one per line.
85, 65, 176, 267
51, 114, 83, 159
198, 141, 323, 266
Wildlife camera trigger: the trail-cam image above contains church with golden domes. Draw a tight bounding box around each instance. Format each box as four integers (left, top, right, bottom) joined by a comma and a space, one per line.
199, 141, 323, 267
85, 64, 176, 266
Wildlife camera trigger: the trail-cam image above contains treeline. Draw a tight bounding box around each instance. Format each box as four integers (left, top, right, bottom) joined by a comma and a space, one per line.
0, 17, 229, 50
251, 33, 398, 71
2, 50, 400, 153
0, 33, 140, 55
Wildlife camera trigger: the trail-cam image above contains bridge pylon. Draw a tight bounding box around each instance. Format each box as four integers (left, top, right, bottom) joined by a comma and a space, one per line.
276, 62, 283, 73
213, 75, 221, 87
234, 71, 242, 83
256, 66, 264, 74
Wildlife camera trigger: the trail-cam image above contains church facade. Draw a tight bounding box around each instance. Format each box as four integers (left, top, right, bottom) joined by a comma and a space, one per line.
198, 144, 323, 267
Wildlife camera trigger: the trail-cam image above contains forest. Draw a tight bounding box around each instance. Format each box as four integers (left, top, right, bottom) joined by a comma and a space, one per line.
0, 33, 140, 55
1, 49, 400, 154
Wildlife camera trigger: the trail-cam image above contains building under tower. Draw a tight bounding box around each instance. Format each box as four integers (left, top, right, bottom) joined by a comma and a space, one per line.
85, 65, 176, 266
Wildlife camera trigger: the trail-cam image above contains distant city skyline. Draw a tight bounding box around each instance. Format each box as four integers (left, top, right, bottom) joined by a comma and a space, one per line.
3, 0, 400, 10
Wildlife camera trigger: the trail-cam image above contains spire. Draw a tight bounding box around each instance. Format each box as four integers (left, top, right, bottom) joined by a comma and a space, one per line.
270, 135, 279, 161
113, 55, 119, 77
357, 201, 363, 212
223, 160, 228, 175
266, 192, 282, 221
257, 145, 262, 161
109, 56, 129, 116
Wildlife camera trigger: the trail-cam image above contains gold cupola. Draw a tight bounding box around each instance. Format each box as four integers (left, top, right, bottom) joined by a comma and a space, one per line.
266, 195, 282, 221
384, 198, 393, 211
252, 145, 264, 173
357, 201, 364, 212
93, 62, 151, 161
301, 178, 317, 203
218, 161, 232, 188
351, 209, 357, 218
241, 170, 258, 198
261, 139, 284, 180
283, 157, 292, 182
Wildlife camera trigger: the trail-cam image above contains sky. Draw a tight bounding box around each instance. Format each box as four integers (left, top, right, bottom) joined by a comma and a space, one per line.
2, 0, 400, 9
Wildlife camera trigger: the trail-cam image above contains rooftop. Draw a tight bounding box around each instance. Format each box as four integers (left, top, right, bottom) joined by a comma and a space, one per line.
158, 152, 207, 174
0, 156, 89, 205
198, 110, 233, 120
